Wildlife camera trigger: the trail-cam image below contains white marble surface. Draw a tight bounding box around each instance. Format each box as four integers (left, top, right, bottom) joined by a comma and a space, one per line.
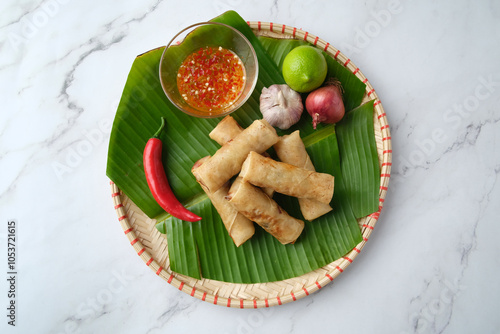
1, 0, 499, 333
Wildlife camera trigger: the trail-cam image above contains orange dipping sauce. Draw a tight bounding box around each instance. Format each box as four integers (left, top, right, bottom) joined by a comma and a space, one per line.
177, 46, 246, 114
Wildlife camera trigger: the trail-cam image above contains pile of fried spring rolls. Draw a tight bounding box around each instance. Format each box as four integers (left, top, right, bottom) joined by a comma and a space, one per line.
192, 116, 334, 246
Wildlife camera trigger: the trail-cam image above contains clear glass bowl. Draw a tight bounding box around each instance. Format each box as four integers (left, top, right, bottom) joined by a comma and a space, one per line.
159, 22, 259, 118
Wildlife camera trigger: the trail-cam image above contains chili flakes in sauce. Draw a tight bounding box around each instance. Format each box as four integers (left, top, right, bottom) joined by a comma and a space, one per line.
177, 46, 246, 113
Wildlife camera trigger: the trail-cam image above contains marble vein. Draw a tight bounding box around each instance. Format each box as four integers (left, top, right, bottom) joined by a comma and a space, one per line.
0, 1, 43, 29
55, 0, 164, 134
146, 300, 194, 333
0, 1, 167, 200
443, 116, 500, 155
405, 157, 498, 333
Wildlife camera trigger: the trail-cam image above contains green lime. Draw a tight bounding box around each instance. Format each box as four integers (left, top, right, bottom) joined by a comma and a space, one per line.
282, 45, 328, 93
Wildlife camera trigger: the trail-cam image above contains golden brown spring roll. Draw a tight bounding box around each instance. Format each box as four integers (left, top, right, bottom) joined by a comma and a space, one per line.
192, 157, 254, 247
194, 119, 279, 192
227, 177, 304, 244
240, 151, 335, 204
209, 115, 243, 145
274, 131, 333, 220
209, 115, 275, 198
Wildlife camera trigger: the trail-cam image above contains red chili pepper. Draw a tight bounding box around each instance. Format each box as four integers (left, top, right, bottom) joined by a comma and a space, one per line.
143, 117, 201, 222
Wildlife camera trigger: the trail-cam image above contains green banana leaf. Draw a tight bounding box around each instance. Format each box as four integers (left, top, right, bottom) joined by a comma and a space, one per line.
336, 100, 380, 218
106, 10, 378, 283
158, 126, 361, 283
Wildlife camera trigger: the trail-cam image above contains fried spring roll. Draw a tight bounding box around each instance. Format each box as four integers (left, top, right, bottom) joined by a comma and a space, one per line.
194, 119, 279, 192
227, 177, 304, 244
209, 115, 275, 198
274, 131, 333, 220
209, 115, 244, 145
192, 157, 254, 247
240, 151, 335, 204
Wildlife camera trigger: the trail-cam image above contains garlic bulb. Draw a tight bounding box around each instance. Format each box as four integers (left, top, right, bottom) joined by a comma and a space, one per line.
259, 84, 303, 130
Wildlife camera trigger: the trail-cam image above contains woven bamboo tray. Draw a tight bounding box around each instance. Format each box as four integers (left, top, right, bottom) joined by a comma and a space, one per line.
109, 21, 392, 308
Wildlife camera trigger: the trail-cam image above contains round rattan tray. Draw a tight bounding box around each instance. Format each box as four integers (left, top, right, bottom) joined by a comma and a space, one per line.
110, 21, 392, 308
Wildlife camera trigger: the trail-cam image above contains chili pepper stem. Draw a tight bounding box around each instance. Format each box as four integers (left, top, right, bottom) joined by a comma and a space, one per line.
152, 117, 166, 138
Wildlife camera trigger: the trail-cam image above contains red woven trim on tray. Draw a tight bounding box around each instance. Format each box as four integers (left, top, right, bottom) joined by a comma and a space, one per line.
313, 36, 319, 45
315, 281, 322, 289
277, 296, 282, 305
303, 288, 309, 296
118, 215, 127, 221
353, 67, 360, 75
137, 248, 145, 256
343, 59, 351, 67
191, 287, 196, 297
179, 282, 184, 291
156, 267, 163, 275
114, 204, 123, 209
336, 265, 344, 273
265, 299, 269, 308
240, 299, 244, 308
227, 298, 231, 307
253, 299, 257, 308
213, 295, 218, 305
324, 42, 330, 51
123, 227, 133, 234
269, 22, 273, 31
291, 292, 297, 301
146, 257, 153, 266
303, 31, 308, 40
372, 204, 383, 215
334, 50, 340, 59
202, 292, 207, 301
326, 273, 334, 281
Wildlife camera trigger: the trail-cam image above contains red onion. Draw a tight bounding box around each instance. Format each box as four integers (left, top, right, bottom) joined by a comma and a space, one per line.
305, 79, 345, 129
